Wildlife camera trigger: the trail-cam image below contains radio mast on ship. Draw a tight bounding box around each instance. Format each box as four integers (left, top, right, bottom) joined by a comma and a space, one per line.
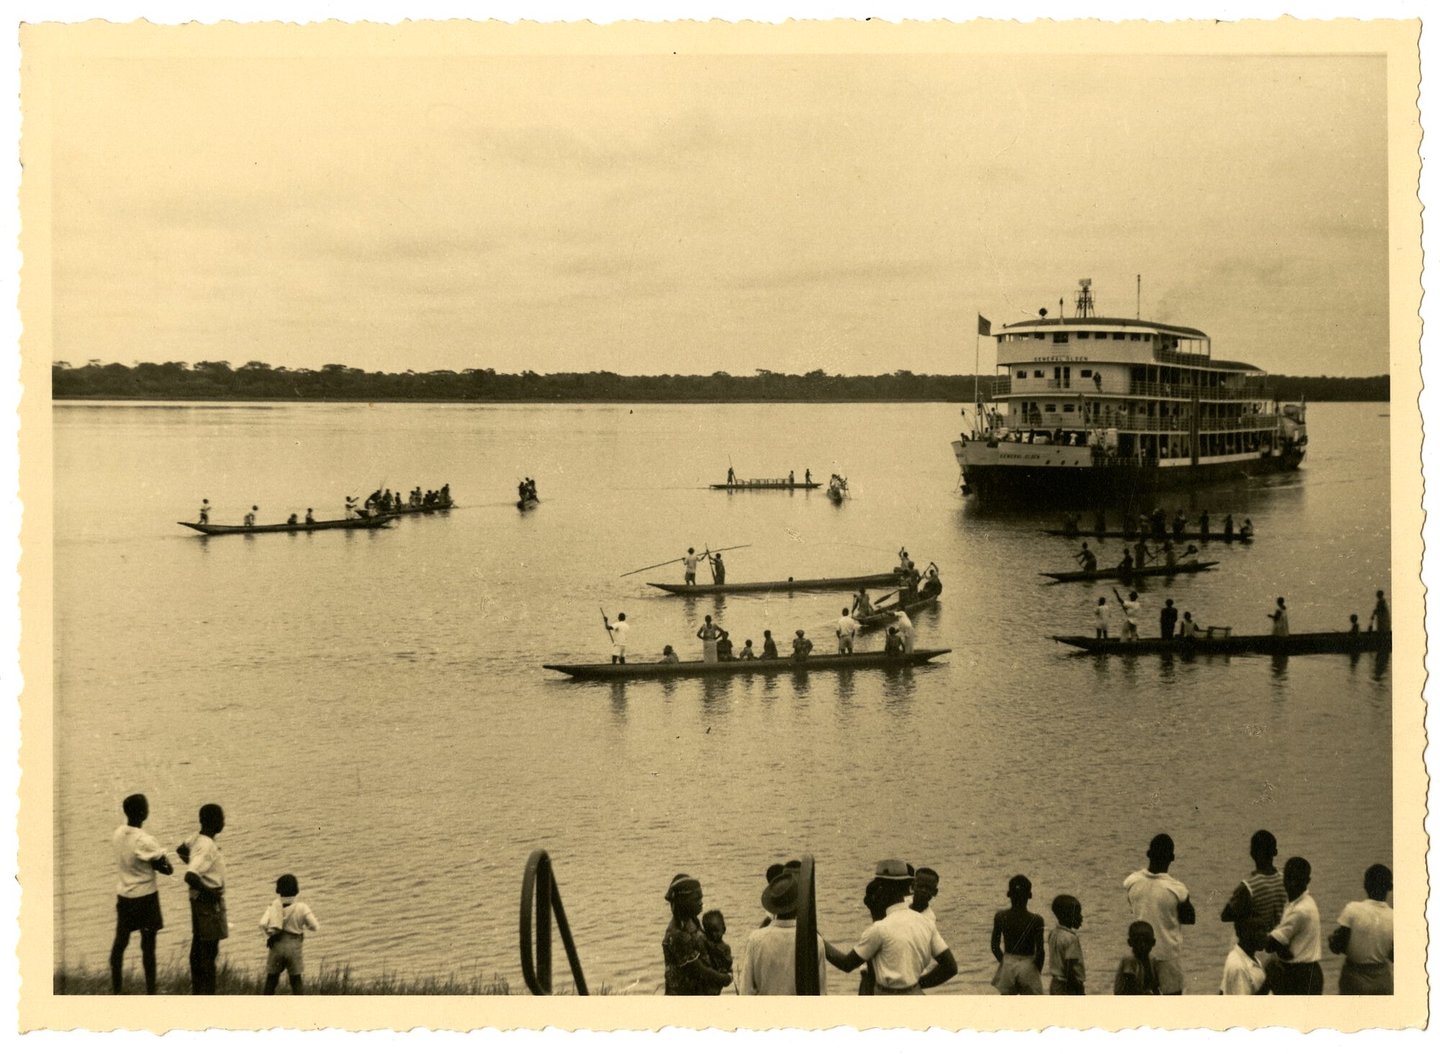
1075, 278, 1095, 319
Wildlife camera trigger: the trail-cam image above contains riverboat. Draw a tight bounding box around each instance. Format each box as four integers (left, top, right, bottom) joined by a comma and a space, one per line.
1054, 630, 1389, 657
179, 513, 397, 536
953, 279, 1307, 506
647, 572, 902, 596
544, 647, 951, 680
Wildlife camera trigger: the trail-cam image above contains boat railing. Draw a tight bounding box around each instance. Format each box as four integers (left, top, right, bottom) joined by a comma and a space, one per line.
520, 849, 589, 995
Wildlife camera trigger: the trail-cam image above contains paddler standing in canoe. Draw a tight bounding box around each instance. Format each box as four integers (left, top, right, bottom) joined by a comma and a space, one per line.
709, 551, 726, 585
683, 548, 704, 587
198, 499, 211, 525
604, 612, 630, 665
244, 506, 258, 527
835, 608, 859, 655
696, 615, 724, 663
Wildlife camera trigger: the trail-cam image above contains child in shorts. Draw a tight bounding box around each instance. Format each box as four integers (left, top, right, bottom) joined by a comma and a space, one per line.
259, 873, 320, 994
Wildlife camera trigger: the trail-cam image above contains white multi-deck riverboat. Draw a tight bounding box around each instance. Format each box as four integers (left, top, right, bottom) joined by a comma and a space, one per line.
952, 280, 1307, 506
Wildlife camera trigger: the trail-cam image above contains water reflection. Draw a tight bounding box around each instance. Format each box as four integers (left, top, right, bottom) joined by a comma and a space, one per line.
608, 682, 628, 723
700, 677, 730, 718
1269, 654, 1290, 685
879, 667, 916, 713
833, 668, 856, 706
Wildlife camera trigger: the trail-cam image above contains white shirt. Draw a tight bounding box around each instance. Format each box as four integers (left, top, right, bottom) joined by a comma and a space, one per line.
1220, 944, 1267, 994
682, 553, 702, 574
1121, 598, 1140, 626
1123, 869, 1189, 962
835, 615, 860, 640
1336, 899, 1393, 965
1270, 892, 1321, 963
852, 901, 948, 990
259, 896, 321, 936
609, 620, 630, 650
1095, 603, 1110, 630
740, 920, 827, 995
184, 833, 226, 892
1271, 607, 1289, 635
113, 824, 167, 898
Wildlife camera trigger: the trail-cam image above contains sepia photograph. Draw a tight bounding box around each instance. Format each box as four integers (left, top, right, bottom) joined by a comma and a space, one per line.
12, 7, 1428, 1036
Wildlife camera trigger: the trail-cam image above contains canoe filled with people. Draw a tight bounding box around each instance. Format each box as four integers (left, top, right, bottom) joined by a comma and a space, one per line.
180, 485, 452, 536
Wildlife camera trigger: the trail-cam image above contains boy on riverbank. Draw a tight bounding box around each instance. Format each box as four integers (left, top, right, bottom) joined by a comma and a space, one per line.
1113, 921, 1161, 995
1267, 856, 1323, 994
990, 875, 1045, 995
1220, 919, 1270, 995
1047, 895, 1085, 995
1330, 864, 1393, 995
259, 873, 320, 994
109, 793, 174, 995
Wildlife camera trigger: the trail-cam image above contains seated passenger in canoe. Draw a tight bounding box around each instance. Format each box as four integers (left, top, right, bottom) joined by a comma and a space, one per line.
884, 626, 904, 656
852, 588, 875, 618
919, 566, 943, 599
716, 631, 734, 662
660, 645, 680, 664
286, 513, 298, 526
738, 639, 756, 660
791, 630, 814, 662
244, 506, 258, 527
761, 630, 779, 660
304, 508, 315, 525
1075, 544, 1098, 573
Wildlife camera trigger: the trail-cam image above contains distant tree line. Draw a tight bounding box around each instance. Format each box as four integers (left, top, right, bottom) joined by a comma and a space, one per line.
49, 360, 1389, 403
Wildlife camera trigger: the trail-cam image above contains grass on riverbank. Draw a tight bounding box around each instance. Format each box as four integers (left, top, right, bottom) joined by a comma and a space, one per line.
56, 960, 514, 996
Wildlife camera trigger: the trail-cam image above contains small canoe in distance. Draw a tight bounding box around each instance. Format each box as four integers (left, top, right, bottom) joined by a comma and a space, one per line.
517, 496, 540, 511
1040, 561, 1218, 583
1053, 630, 1391, 657
1041, 529, 1253, 544
545, 647, 952, 680
856, 596, 938, 631
647, 572, 902, 596
710, 480, 821, 490
178, 514, 397, 536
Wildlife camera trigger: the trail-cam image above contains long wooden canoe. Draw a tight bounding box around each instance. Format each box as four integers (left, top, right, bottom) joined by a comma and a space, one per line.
710, 480, 822, 490
1042, 529, 1253, 544
545, 647, 952, 680
178, 513, 397, 536
1040, 561, 1218, 583
856, 596, 938, 630
392, 500, 454, 516
647, 572, 902, 596
1053, 631, 1391, 656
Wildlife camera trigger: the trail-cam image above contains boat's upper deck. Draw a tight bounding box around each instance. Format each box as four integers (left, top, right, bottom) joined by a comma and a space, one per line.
996, 316, 1260, 376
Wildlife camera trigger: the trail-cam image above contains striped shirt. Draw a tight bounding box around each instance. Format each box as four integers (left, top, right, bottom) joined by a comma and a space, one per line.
1244, 871, 1288, 931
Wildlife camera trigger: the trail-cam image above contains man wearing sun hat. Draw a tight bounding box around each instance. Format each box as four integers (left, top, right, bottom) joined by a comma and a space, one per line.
824, 860, 957, 994
740, 869, 828, 995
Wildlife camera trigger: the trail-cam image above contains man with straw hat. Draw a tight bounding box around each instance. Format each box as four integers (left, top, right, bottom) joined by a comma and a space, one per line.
824, 860, 957, 994
740, 869, 828, 995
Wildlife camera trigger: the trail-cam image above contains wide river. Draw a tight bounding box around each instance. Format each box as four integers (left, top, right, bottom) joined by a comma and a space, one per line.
52, 400, 1391, 995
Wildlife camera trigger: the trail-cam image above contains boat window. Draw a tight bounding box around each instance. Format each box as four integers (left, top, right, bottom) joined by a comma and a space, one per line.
1063, 404, 1075, 412
1052, 333, 1069, 344
1078, 332, 1090, 340
1015, 370, 1027, 379
1044, 404, 1056, 413
1132, 334, 1145, 341
1079, 369, 1092, 378
1094, 332, 1108, 340
1033, 369, 1045, 378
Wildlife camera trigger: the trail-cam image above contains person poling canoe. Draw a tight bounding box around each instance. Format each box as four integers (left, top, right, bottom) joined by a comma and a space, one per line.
618, 544, 750, 578
1075, 543, 1098, 573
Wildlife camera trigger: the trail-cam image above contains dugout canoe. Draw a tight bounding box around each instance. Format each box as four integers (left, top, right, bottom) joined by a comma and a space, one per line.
178, 513, 398, 536
517, 496, 539, 511
1040, 560, 1218, 583
647, 572, 902, 596
710, 480, 822, 490
856, 595, 938, 630
1041, 529, 1253, 544
1053, 631, 1391, 657
544, 647, 952, 680
392, 499, 454, 516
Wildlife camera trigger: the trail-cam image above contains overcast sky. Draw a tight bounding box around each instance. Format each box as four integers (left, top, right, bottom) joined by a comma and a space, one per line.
41, 26, 1391, 378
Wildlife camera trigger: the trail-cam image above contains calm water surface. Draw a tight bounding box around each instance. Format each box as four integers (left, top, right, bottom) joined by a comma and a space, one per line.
53, 401, 1391, 994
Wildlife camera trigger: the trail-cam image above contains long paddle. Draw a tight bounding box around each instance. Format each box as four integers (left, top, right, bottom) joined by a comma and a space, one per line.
619, 544, 751, 578
600, 607, 614, 645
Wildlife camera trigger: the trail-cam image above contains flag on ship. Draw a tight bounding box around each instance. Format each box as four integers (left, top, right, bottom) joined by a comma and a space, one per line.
977, 315, 991, 337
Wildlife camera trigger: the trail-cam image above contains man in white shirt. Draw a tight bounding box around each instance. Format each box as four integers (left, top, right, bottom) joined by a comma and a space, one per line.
1219, 919, 1270, 995
1123, 833, 1196, 994
741, 871, 827, 995
682, 548, 703, 586
834, 608, 860, 655
825, 861, 957, 994
1267, 856, 1324, 994
605, 612, 630, 664
1330, 863, 1394, 995
894, 610, 915, 654
109, 793, 174, 994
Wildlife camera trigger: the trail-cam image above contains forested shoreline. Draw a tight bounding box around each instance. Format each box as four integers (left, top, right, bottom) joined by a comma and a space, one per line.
50, 360, 1389, 403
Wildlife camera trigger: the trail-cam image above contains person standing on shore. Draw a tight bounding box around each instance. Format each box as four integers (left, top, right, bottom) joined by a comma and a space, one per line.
1047, 895, 1085, 995
259, 872, 320, 995
1112, 921, 1161, 995
109, 793, 174, 995
1220, 830, 1287, 935
1123, 833, 1195, 994
178, 803, 228, 995
1219, 919, 1271, 995
990, 875, 1045, 995
741, 869, 828, 995
1329, 864, 1394, 995
661, 875, 733, 995
1266, 857, 1324, 995
824, 860, 957, 994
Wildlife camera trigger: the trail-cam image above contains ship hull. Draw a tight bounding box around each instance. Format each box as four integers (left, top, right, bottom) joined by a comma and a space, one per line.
953, 441, 1302, 507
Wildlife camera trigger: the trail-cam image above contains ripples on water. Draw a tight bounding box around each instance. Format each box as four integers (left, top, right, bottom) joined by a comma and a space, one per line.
53, 402, 1391, 994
